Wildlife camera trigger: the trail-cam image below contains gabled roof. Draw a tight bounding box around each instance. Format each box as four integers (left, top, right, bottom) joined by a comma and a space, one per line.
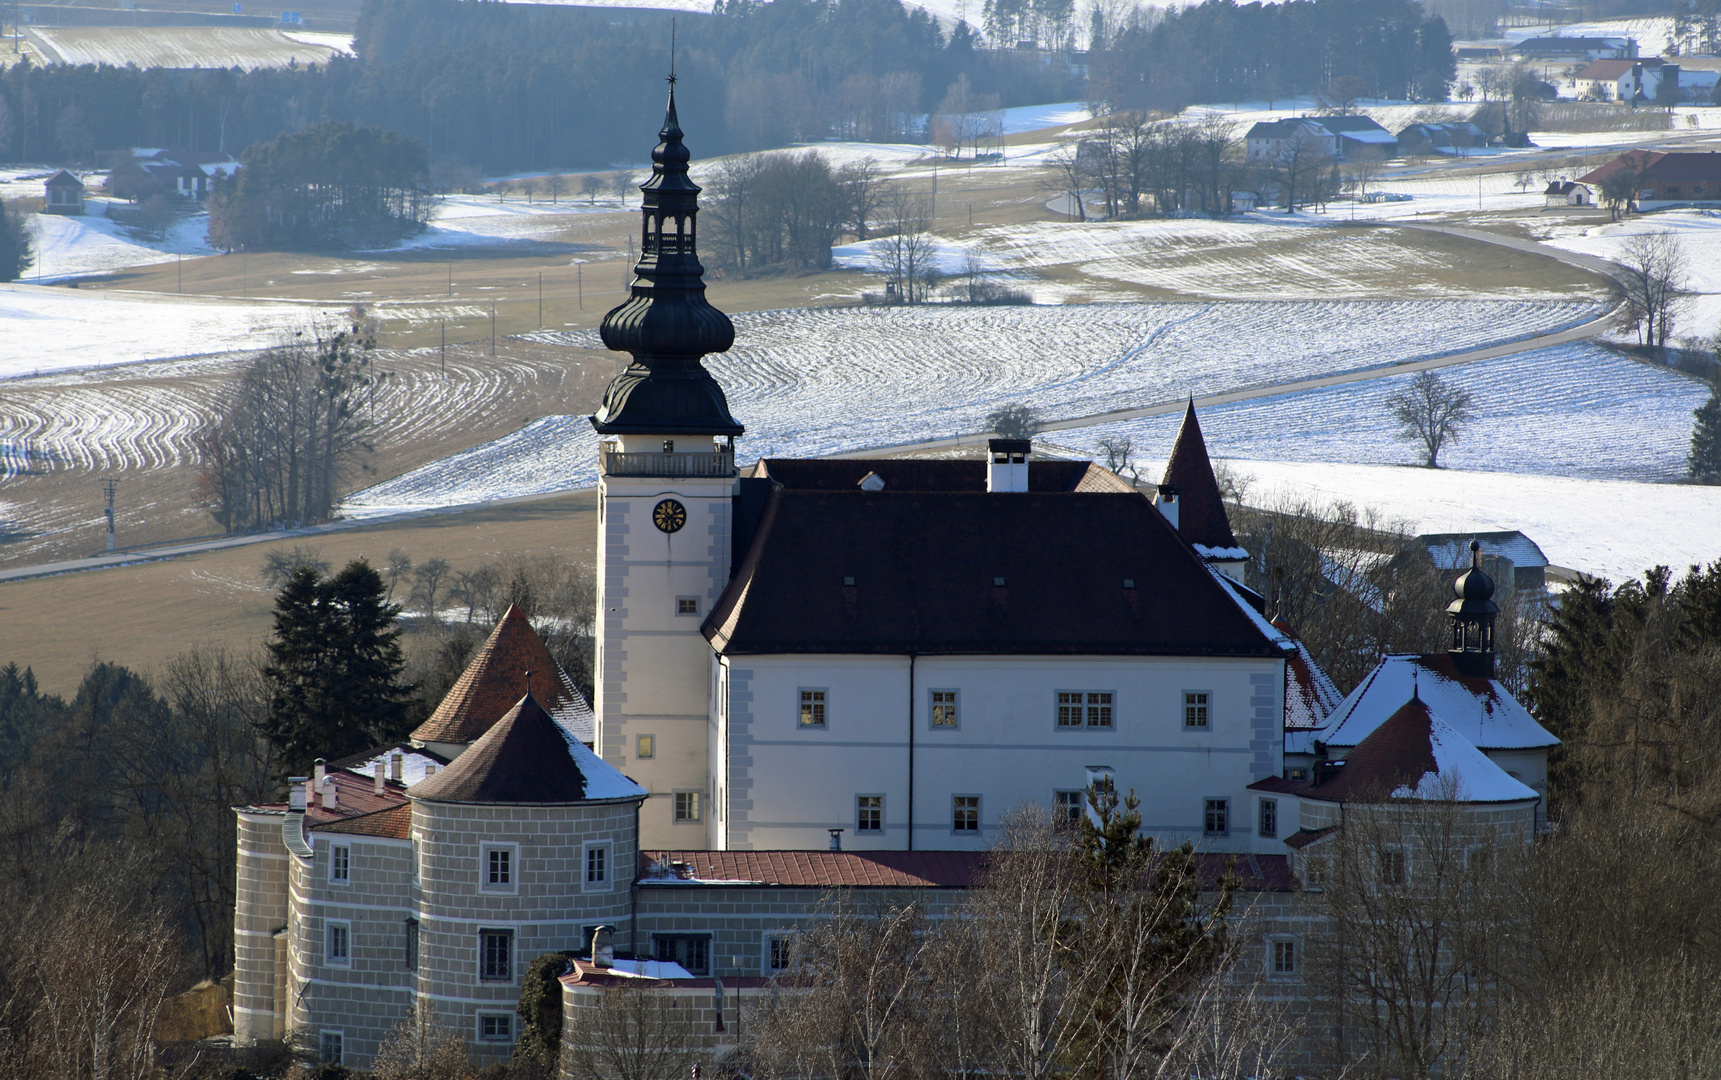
702, 487, 1284, 658
1544, 180, 1589, 195
1280, 622, 1342, 731
44, 169, 83, 188
1514, 36, 1627, 53
315, 803, 412, 838
1245, 118, 1328, 140
754, 458, 1132, 493
328, 743, 450, 788
1309, 116, 1394, 141
409, 693, 646, 805
410, 604, 593, 745
1575, 58, 1641, 80
1320, 654, 1558, 751
1161, 400, 1240, 552
1580, 150, 1721, 186
1419, 531, 1548, 572
1296, 697, 1539, 803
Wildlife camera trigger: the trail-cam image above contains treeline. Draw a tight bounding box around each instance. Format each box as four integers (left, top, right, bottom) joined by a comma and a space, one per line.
1090, 0, 1456, 112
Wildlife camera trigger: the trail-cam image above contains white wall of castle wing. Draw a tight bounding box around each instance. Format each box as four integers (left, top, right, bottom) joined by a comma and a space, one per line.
596, 471, 734, 850
715, 653, 1286, 855
233, 811, 291, 1045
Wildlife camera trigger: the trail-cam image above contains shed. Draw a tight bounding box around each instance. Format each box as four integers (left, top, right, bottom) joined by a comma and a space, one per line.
1543, 180, 1592, 207
43, 169, 85, 216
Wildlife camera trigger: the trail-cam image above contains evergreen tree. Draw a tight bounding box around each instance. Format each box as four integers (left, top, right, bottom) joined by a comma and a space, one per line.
262, 559, 412, 774
0, 201, 33, 283
1690, 381, 1721, 485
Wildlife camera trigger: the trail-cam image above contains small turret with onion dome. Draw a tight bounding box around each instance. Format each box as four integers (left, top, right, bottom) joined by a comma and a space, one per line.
1446, 539, 1499, 677
591, 75, 742, 440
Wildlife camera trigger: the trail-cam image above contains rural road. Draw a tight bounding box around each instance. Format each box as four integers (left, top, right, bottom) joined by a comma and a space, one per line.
0, 223, 1624, 581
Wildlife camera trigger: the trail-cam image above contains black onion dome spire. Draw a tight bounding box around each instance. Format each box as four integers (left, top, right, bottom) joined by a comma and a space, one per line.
591, 83, 742, 437
1446, 540, 1499, 677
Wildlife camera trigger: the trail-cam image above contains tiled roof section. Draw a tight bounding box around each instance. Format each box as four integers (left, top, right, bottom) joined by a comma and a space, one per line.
702, 488, 1282, 657
1575, 58, 1639, 79
315, 803, 412, 839
754, 458, 1132, 493
329, 743, 451, 788
246, 769, 409, 824
640, 850, 987, 887
45, 169, 83, 187
1298, 697, 1538, 804
410, 693, 643, 805
1279, 623, 1342, 731
410, 604, 594, 745
1161, 401, 1239, 551
1321, 654, 1558, 751
1580, 150, 1721, 186
1283, 826, 1339, 850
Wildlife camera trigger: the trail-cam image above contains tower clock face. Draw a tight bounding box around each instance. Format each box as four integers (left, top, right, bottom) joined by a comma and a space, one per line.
653, 499, 687, 534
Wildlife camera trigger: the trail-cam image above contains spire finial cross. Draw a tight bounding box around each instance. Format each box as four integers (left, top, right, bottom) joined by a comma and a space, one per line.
668, 19, 677, 85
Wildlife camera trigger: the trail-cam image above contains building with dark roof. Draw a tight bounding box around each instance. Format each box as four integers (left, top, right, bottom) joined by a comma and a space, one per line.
43, 170, 85, 215
1579, 149, 1721, 209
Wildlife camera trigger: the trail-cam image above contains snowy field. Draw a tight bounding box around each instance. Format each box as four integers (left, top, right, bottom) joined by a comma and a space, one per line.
1200, 458, 1721, 584
383, 194, 613, 251
27, 27, 350, 69
1535, 210, 1721, 343
0, 285, 331, 379
1058, 342, 1709, 483
28, 203, 216, 283
342, 298, 1599, 514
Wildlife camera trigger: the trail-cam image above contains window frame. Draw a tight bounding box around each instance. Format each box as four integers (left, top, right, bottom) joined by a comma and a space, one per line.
329, 843, 351, 884
404, 919, 419, 971
325, 920, 351, 967
1379, 846, 1407, 887
929, 689, 960, 729
1204, 797, 1230, 837
477, 1012, 515, 1044
856, 794, 884, 833
1055, 690, 1116, 730
674, 790, 702, 823
1183, 690, 1212, 731
1258, 797, 1279, 840
479, 927, 516, 983
952, 794, 981, 834
583, 841, 613, 891
798, 688, 828, 729
764, 931, 797, 974
654, 933, 713, 976
1268, 937, 1300, 980
319, 1030, 345, 1066
480, 843, 518, 894
1055, 789, 1086, 826
675, 596, 701, 617
636, 734, 655, 759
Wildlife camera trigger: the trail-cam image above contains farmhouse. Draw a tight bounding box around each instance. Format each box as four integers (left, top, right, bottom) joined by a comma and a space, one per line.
1543, 179, 1593, 207
42, 170, 85, 215
1511, 35, 1635, 63
108, 148, 240, 203
1580, 149, 1721, 209
1246, 116, 1396, 162
1397, 121, 1485, 155
1572, 58, 1661, 101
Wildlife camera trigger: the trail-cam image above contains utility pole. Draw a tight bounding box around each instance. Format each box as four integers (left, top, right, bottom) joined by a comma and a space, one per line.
490, 302, 496, 355
577, 261, 583, 310
177, 250, 182, 293
440, 319, 446, 375
538, 271, 543, 328
101, 479, 119, 552
447, 262, 452, 297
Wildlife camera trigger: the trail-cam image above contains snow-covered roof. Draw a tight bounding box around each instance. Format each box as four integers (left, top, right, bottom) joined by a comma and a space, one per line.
1207, 565, 1297, 654
1296, 696, 1539, 804
1320, 654, 1558, 751
1193, 543, 1249, 560
1336, 128, 1398, 144
335, 745, 449, 788
1420, 531, 1549, 571
1394, 715, 1539, 802
1282, 628, 1343, 731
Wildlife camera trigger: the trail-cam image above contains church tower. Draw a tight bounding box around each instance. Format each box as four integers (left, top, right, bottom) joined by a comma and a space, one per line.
1446, 540, 1498, 678
592, 81, 741, 848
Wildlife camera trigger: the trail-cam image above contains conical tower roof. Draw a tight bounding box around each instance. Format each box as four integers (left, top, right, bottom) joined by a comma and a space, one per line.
1161, 399, 1239, 552
410, 605, 593, 746
592, 82, 742, 437
410, 693, 646, 805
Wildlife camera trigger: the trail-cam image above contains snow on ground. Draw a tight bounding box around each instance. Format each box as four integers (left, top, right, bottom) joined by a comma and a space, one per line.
1500, 16, 1678, 48
381, 193, 613, 251
1196, 457, 1721, 584
342, 299, 1599, 514
0, 285, 332, 379
28, 203, 215, 283
1536, 209, 1721, 342
997, 102, 1091, 134
28, 26, 347, 69
1057, 342, 1708, 483
280, 31, 355, 54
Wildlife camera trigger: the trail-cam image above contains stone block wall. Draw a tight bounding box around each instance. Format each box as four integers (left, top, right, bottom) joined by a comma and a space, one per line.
233, 811, 290, 1043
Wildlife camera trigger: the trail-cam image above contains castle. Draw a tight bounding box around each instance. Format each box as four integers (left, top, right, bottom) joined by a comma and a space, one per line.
231, 85, 1556, 1070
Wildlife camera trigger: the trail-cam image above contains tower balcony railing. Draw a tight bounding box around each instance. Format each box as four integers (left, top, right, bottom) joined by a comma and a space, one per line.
601, 450, 737, 478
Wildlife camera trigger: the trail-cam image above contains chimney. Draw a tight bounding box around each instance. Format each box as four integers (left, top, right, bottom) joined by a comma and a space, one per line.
591, 925, 614, 969
1156, 484, 1180, 530
425, 763, 437, 777
828, 828, 844, 851
288, 776, 308, 813
391, 751, 404, 783
313, 758, 326, 788
374, 762, 386, 796
986, 438, 1031, 493
321, 782, 338, 810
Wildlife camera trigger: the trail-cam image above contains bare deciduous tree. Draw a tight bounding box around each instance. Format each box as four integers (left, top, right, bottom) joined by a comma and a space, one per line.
1096, 434, 1138, 482
1387, 370, 1476, 468
870, 189, 940, 303
1612, 228, 1688, 348
411, 557, 452, 621
371, 998, 477, 1080
563, 982, 696, 1080
986, 403, 1042, 439
1044, 143, 1091, 221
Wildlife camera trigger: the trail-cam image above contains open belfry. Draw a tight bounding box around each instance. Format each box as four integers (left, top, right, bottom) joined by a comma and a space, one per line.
231, 84, 1553, 1071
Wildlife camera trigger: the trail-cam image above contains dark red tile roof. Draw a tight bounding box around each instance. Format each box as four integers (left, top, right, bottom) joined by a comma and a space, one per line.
410, 693, 636, 805
1283, 826, 1338, 850
316, 803, 412, 839
1580, 150, 1721, 186
1294, 698, 1441, 802
703, 488, 1281, 657
1161, 401, 1239, 551
755, 458, 1133, 493
637, 850, 1292, 891
411, 604, 592, 745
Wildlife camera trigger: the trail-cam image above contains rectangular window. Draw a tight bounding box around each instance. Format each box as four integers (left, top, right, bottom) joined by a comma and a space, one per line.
585, 843, 610, 887
1055, 790, 1085, 825
480, 929, 514, 981
330, 844, 350, 883
953, 795, 980, 833
1056, 691, 1113, 729
320, 1030, 344, 1065
325, 922, 350, 966
478, 1014, 514, 1043
636, 734, 655, 759
405, 920, 419, 971
799, 689, 827, 728
482, 845, 514, 891
1379, 848, 1406, 886
1258, 798, 1278, 840
1184, 691, 1210, 730
930, 690, 959, 728
768, 935, 794, 972
655, 934, 711, 976
857, 795, 883, 832
675, 791, 702, 823
1272, 939, 1298, 976
676, 596, 700, 616
1204, 798, 1229, 836
1304, 855, 1329, 889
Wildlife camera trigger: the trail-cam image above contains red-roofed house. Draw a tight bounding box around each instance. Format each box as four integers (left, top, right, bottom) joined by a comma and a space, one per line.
1579, 150, 1721, 209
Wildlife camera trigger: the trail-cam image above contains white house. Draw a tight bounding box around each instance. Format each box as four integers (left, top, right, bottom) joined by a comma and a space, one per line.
1543, 180, 1593, 208
1572, 58, 1661, 101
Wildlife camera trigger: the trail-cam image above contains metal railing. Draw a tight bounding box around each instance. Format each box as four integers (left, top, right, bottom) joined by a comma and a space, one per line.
601, 451, 736, 478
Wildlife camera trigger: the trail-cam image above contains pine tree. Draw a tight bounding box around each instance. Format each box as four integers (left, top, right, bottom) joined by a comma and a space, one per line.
1690, 382, 1721, 485
0, 202, 33, 283
262, 559, 412, 774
